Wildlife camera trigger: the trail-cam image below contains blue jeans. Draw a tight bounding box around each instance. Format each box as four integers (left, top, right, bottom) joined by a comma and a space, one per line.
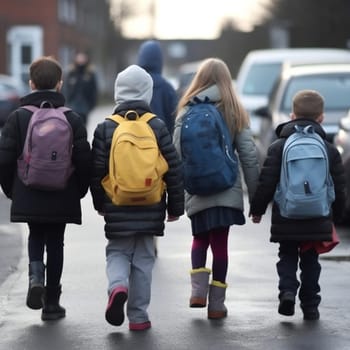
277, 242, 321, 309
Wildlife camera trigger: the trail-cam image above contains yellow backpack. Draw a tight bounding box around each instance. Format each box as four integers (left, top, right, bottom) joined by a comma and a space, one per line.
102, 111, 168, 206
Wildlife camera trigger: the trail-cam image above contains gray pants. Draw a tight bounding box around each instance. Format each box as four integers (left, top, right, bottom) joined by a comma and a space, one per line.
106, 235, 155, 323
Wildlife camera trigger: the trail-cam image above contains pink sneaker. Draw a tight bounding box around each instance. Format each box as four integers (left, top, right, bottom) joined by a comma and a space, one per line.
129, 321, 152, 331
105, 287, 128, 326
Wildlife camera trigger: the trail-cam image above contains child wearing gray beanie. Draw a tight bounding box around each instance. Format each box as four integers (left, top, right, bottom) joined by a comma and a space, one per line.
90, 64, 184, 331
114, 65, 153, 107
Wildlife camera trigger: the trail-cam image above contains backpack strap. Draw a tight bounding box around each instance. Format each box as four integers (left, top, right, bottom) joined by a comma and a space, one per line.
139, 112, 156, 123
21, 104, 71, 113
21, 105, 38, 113
106, 114, 125, 124
106, 112, 156, 125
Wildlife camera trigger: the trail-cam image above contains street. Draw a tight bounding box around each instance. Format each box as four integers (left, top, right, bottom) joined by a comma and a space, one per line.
0, 105, 350, 349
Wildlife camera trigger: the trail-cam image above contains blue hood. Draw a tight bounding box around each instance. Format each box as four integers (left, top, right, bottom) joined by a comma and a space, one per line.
137, 40, 163, 74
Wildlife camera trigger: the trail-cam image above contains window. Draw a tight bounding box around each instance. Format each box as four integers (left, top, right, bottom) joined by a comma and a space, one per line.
58, 0, 76, 24
242, 63, 282, 95
282, 74, 350, 111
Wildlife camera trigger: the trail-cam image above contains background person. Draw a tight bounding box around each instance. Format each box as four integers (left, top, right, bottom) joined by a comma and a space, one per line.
137, 39, 179, 256
64, 52, 98, 125
137, 40, 178, 136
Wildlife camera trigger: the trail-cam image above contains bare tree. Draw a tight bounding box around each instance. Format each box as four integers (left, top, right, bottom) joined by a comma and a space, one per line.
270, 0, 350, 47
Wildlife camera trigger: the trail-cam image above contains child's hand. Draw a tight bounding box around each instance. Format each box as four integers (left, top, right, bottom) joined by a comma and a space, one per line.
167, 215, 179, 222
251, 215, 262, 223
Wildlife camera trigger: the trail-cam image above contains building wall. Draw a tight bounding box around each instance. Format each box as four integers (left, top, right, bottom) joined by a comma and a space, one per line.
0, 0, 118, 96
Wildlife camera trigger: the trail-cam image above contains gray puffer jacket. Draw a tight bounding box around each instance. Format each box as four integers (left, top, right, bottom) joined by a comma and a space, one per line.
173, 85, 260, 217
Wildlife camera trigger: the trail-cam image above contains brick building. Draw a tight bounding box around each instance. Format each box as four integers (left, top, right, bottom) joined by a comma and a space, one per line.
0, 0, 119, 94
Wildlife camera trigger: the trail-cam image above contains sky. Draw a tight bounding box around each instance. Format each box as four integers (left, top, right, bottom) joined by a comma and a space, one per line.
112, 0, 272, 39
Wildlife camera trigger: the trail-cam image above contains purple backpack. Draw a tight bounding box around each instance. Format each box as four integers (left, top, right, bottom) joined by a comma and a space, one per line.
17, 101, 75, 191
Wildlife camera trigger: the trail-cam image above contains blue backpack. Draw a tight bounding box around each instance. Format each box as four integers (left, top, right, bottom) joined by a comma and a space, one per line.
274, 125, 335, 219
180, 98, 238, 195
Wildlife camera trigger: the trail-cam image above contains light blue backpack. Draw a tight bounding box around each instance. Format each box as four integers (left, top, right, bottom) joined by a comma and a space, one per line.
274, 125, 335, 219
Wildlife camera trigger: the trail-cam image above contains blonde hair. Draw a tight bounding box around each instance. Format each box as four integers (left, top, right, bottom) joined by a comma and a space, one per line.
177, 58, 249, 133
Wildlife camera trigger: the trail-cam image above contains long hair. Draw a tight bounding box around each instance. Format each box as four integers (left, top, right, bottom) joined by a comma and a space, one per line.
177, 58, 249, 133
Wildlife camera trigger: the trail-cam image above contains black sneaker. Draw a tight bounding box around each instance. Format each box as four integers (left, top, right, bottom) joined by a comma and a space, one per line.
278, 292, 295, 316
303, 308, 320, 321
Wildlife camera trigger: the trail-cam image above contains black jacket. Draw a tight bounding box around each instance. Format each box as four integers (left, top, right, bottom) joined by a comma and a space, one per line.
250, 119, 346, 242
0, 91, 91, 224
90, 101, 184, 239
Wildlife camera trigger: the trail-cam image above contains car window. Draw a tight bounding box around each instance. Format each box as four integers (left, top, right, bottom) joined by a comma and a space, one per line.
177, 71, 196, 97
242, 63, 282, 95
281, 74, 350, 111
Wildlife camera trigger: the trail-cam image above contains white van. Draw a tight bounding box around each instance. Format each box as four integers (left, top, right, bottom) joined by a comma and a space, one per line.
235, 48, 350, 136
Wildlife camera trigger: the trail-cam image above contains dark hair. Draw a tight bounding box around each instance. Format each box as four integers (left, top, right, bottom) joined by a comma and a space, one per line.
29, 56, 62, 90
293, 89, 324, 120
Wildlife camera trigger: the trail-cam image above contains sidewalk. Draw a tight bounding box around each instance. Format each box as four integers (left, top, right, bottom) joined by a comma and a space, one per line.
1, 190, 350, 349
0, 191, 23, 287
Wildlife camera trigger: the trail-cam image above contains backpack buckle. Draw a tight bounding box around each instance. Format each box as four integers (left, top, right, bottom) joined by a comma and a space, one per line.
40, 101, 54, 109
125, 110, 139, 120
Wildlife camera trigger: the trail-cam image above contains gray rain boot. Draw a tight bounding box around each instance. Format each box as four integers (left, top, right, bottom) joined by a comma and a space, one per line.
207, 281, 228, 319
190, 268, 211, 307
26, 261, 45, 310
41, 285, 66, 321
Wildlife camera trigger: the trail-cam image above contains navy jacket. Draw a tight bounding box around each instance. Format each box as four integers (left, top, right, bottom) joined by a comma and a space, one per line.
137, 40, 178, 135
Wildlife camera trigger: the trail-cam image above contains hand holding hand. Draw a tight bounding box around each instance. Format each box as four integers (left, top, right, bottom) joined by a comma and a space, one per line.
251, 215, 262, 223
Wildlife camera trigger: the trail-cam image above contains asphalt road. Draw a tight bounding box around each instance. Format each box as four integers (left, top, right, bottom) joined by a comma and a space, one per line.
0, 105, 350, 349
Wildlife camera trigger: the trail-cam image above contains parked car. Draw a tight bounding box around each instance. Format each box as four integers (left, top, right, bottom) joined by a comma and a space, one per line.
334, 111, 350, 221
0, 74, 28, 127
176, 59, 236, 99
235, 48, 350, 137
254, 63, 350, 163
176, 60, 203, 98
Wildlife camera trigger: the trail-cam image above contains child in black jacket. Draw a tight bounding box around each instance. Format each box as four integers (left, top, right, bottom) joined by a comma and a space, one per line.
250, 90, 346, 320
90, 65, 184, 331
0, 56, 91, 321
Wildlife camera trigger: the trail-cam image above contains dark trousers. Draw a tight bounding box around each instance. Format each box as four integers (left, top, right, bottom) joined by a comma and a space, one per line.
277, 241, 321, 309
28, 223, 66, 287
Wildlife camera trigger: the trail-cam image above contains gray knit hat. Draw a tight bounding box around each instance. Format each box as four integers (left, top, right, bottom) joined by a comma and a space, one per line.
114, 64, 153, 107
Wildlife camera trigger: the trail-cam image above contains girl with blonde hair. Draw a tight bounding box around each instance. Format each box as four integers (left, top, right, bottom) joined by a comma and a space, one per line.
174, 58, 259, 319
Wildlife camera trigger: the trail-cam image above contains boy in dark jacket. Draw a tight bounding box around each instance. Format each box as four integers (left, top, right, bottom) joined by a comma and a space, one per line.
90, 65, 184, 331
250, 90, 346, 320
0, 56, 91, 321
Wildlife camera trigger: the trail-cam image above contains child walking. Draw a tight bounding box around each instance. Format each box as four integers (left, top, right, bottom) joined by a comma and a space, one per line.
173, 58, 260, 319
0, 56, 91, 321
250, 89, 346, 320
90, 65, 184, 331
